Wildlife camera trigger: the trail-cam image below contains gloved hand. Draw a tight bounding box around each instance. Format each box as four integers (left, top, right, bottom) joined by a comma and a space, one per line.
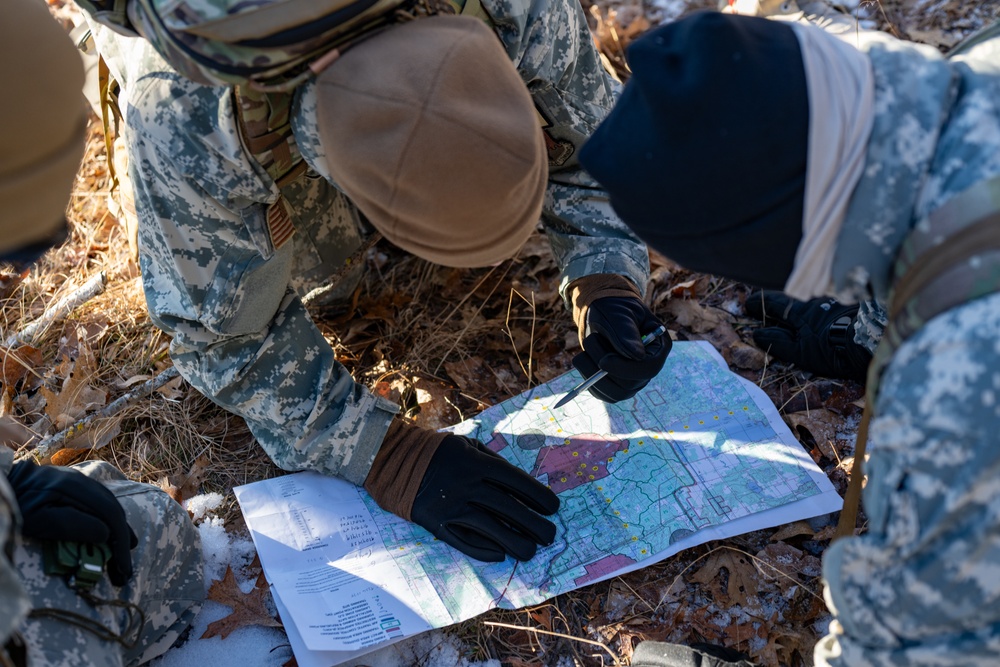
745, 290, 872, 383
572, 296, 671, 403
365, 420, 560, 562
411, 435, 559, 562
7, 460, 137, 586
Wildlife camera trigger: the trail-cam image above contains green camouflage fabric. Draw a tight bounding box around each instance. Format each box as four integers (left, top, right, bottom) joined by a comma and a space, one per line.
85, 0, 649, 489
127, 0, 411, 88
0, 455, 204, 666
806, 21, 1000, 667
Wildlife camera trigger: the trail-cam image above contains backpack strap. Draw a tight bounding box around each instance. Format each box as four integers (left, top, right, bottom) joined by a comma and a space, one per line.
233, 86, 308, 251
836, 175, 1000, 538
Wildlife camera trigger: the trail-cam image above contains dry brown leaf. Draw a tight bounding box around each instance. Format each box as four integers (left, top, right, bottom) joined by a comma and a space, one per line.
411, 378, 459, 430
785, 409, 842, 461
754, 542, 822, 594
169, 455, 212, 504
664, 300, 765, 371
202, 566, 282, 640
50, 447, 92, 466
689, 550, 761, 609
155, 373, 185, 401
40, 342, 108, 430
669, 279, 700, 299
769, 520, 816, 542
1, 346, 43, 392
528, 606, 553, 632
443, 356, 491, 396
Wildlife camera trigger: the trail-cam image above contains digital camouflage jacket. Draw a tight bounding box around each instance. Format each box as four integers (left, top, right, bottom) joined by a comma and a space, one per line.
87, 0, 651, 487
809, 20, 1000, 667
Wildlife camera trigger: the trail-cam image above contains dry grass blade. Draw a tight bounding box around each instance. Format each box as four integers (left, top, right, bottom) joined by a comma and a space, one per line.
483, 620, 623, 666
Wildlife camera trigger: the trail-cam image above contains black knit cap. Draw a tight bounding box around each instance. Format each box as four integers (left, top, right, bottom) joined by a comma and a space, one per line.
580, 11, 809, 289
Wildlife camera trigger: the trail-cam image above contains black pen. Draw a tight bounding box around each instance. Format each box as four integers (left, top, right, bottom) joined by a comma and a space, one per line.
554, 324, 667, 409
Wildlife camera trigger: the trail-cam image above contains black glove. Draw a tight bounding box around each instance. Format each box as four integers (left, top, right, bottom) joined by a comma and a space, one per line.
745, 290, 872, 383
7, 461, 138, 586
411, 435, 560, 562
572, 296, 671, 403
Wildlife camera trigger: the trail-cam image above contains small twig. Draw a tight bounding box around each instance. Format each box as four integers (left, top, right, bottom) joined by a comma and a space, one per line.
5, 272, 107, 347
483, 621, 622, 666
504, 288, 537, 385
22, 367, 181, 461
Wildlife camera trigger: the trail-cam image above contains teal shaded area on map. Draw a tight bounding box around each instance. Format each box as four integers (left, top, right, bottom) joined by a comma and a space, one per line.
358, 342, 827, 625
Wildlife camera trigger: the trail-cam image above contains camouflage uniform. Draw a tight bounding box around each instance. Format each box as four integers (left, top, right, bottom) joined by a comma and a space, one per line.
86, 0, 650, 487
0, 449, 204, 667
808, 22, 1000, 667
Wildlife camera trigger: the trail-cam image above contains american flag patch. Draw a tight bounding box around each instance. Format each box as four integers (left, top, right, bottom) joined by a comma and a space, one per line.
266, 196, 296, 250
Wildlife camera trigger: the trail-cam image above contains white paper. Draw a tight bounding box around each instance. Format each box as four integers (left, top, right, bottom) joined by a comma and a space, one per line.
236, 341, 842, 666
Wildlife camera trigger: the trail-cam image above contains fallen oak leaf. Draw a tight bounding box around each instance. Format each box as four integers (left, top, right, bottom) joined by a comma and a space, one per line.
202, 566, 283, 639
689, 549, 762, 611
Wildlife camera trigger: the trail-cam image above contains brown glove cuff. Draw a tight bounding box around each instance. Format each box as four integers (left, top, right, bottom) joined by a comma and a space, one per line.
363, 417, 448, 521
568, 274, 643, 346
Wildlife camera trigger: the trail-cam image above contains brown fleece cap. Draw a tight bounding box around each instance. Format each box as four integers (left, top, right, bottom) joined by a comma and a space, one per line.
0, 0, 87, 255
314, 15, 547, 268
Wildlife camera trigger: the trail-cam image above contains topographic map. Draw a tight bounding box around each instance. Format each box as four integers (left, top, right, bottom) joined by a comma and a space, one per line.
359, 341, 842, 625
237, 341, 841, 663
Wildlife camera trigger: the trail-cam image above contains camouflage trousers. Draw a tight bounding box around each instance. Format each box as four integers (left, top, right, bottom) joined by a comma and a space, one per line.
15, 461, 204, 667
816, 291, 1000, 666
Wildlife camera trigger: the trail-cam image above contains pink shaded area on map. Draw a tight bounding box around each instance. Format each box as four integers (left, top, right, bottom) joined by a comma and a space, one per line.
485, 432, 509, 454
574, 553, 637, 586
530, 435, 629, 494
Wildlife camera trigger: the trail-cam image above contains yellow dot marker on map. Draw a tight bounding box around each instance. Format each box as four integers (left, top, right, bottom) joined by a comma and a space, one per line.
589, 475, 595, 480
598, 486, 603, 491
684, 425, 689, 429
622, 523, 628, 528
631, 536, 638, 541
606, 498, 612, 503
641, 549, 647, 554
592, 466, 599, 471
572, 451, 579, 457
624, 448, 629, 453
564, 438, 571, 445
714, 415, 719, 420
743, 406, 749, 410
561, 477, 567, 482
638, 440, 644, 445
668, 430, 674, 434
580, 463, 587, 469
699, 420, 704, 424
729, 410, 734, 415
614, 510, 620, 515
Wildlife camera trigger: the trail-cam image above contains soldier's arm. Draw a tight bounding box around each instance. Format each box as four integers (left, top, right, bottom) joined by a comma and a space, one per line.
126, 66, 398, 486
